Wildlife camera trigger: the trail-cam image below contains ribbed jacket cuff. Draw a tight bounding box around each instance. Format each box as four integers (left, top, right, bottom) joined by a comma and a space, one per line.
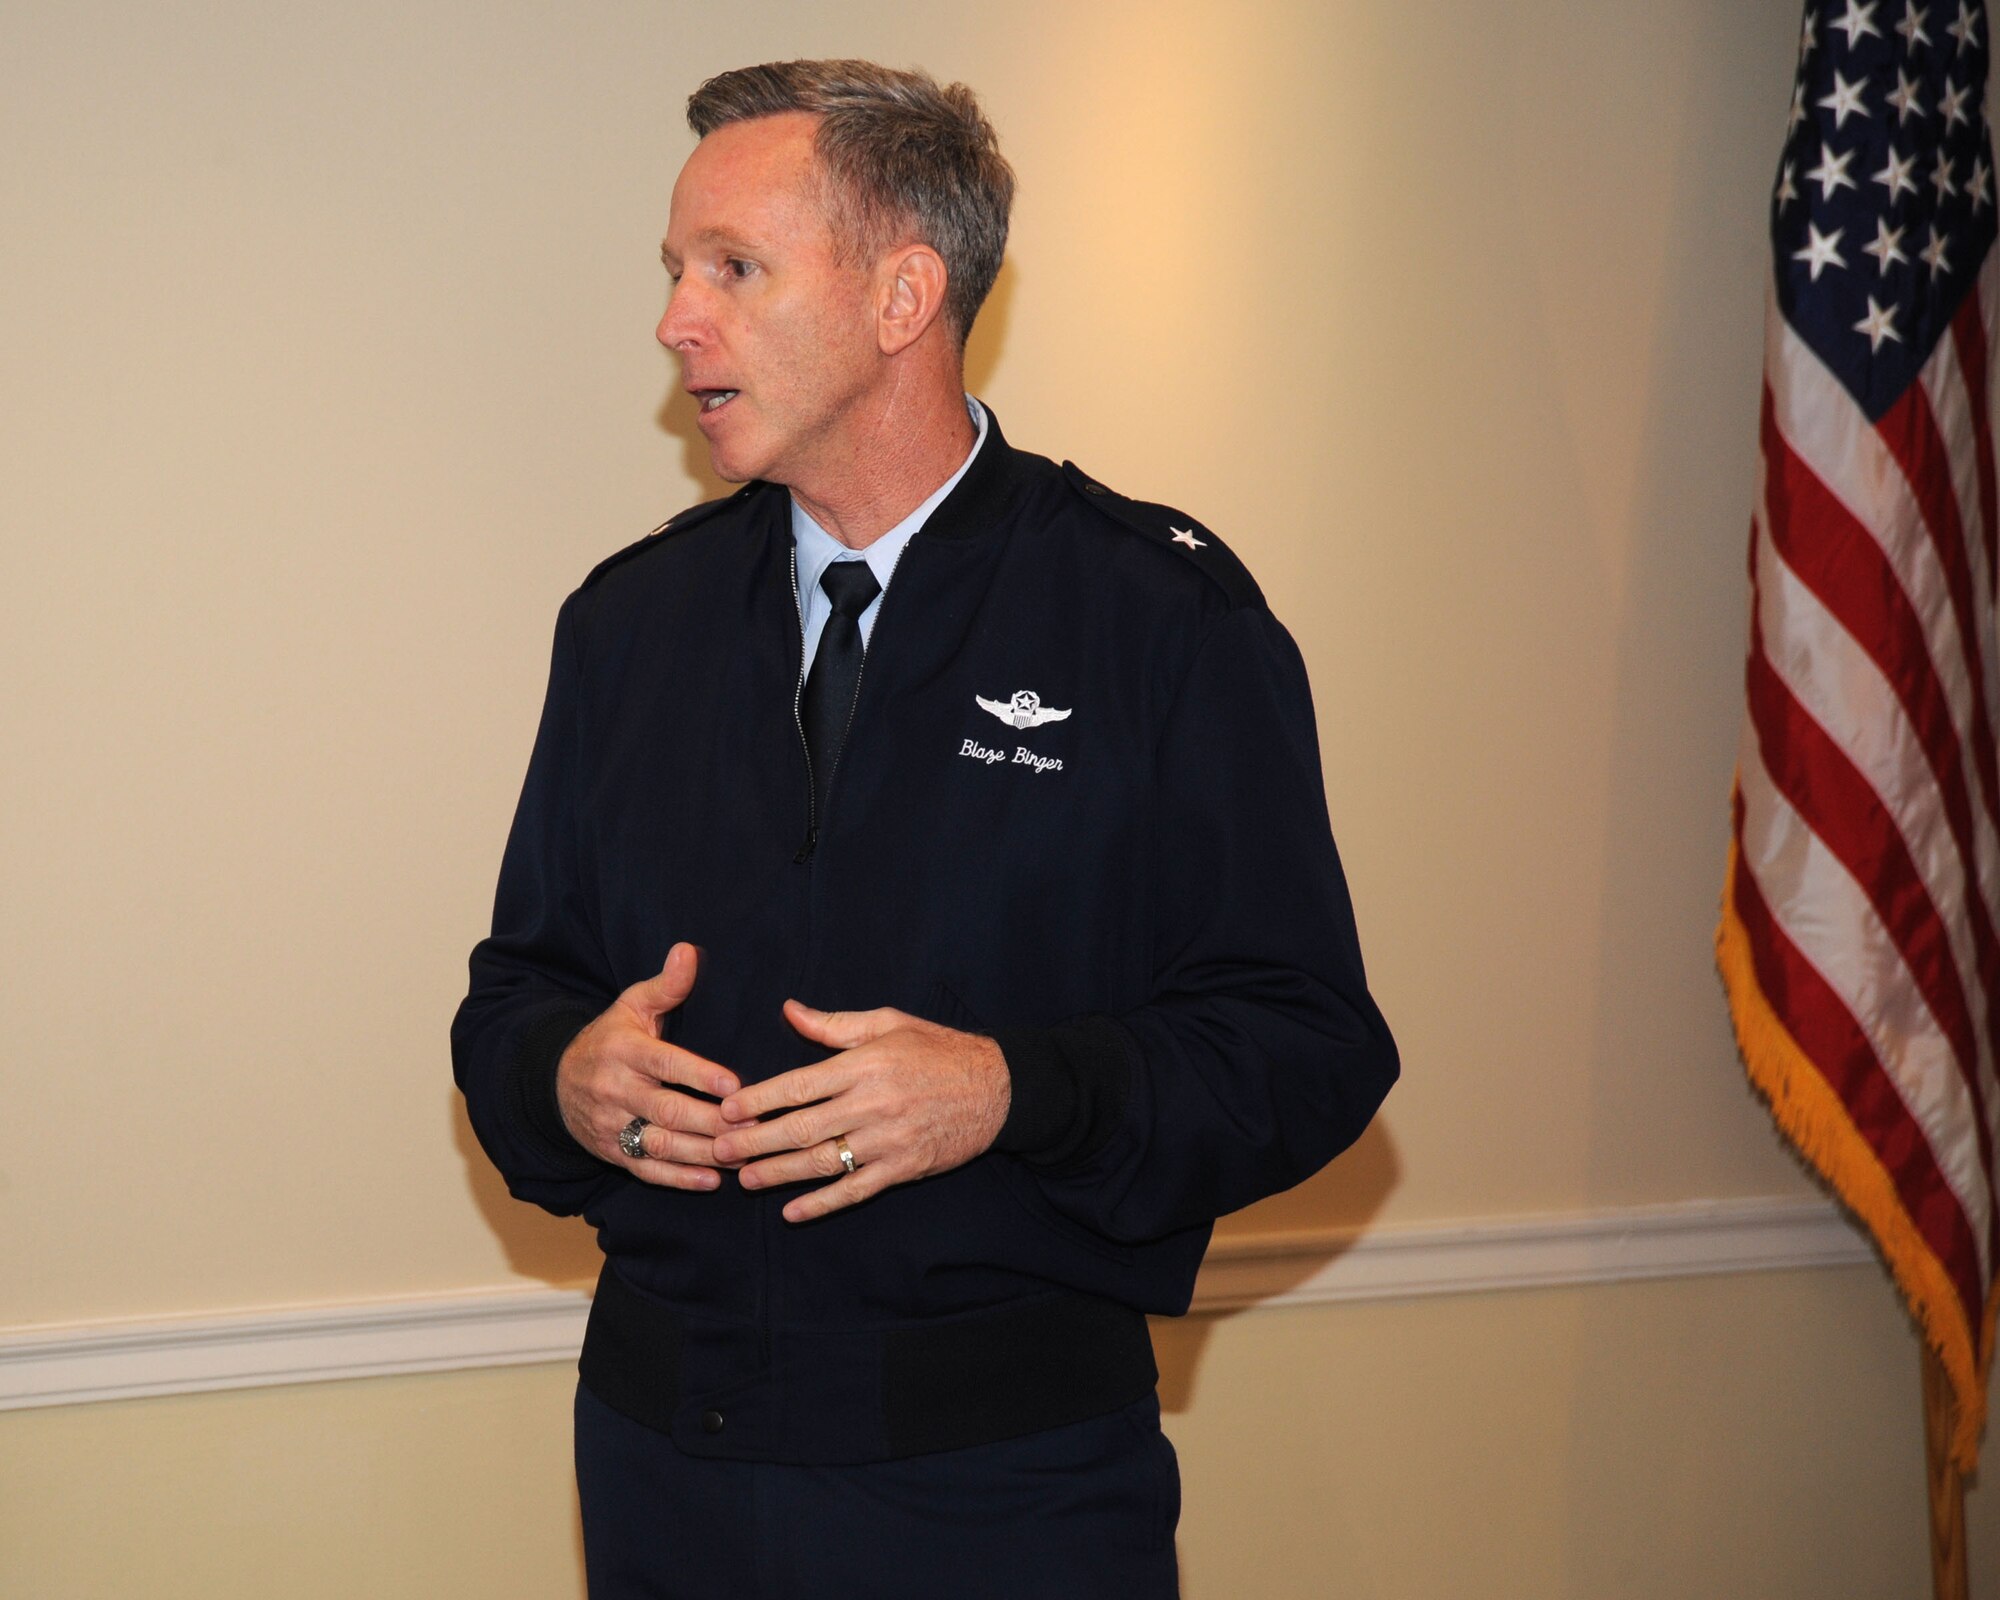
990, 1015, 1135, 1171
503, 1001, 608, 1178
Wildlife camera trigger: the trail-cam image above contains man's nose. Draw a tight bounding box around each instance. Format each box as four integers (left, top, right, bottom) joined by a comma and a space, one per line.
657, 284, 703, 351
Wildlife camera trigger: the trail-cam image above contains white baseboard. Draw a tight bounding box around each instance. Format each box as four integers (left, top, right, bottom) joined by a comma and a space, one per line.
1193, 1194, 1870, 1310
0, 1197, 1868, 1413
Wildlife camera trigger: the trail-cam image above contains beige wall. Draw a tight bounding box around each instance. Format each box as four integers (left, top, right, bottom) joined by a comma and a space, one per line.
1, 0, 1982, 1591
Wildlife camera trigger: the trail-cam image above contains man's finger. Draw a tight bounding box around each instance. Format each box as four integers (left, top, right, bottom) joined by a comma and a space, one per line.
626, 1156, 722, 1192
631, 1037, 739, 1099
780, 1159, 898, 1223
643, 1087, 734, 1139
719, 1060, 851, 1125
729, 1109, 864, 1178
713, 1093, 848, 1164
622, 942, 702, 1024
628, 1122, 726, 1170
782, 1000, 905, 1051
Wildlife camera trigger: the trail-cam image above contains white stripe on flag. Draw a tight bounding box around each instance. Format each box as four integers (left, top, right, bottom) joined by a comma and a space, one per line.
1918, 258, 2000, 730
1767, 298, 1999, 842
1753, 509, 2000, 1155
1738, 720, 1995, 1273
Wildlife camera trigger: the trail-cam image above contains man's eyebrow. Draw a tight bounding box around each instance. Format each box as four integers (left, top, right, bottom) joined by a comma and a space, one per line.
661, 227, 765, 267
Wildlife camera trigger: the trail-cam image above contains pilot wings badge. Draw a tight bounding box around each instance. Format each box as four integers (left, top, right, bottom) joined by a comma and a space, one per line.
976, 689, 1072, 729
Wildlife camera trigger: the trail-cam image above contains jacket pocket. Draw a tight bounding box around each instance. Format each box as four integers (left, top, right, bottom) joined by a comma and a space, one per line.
929, 979, 1135, 1267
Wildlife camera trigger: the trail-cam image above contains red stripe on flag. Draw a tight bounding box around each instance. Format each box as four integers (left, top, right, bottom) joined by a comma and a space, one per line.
1876, 379, 2000, 841
1950, 293, 2000, 603
1730, 791, 1987, 1331
1763, 388, 2000, 1253
1760, 388, 1992, 858
1746, 615, 1987, 1102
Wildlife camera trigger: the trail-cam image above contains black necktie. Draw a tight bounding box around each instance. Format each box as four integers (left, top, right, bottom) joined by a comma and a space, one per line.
801, 559, 881, 824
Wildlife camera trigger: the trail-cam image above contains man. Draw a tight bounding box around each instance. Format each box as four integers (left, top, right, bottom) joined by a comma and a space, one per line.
453, 59, 1397, 1598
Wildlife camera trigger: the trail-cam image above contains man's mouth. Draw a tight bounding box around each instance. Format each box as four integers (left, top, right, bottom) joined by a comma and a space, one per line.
695, 389, 740, 413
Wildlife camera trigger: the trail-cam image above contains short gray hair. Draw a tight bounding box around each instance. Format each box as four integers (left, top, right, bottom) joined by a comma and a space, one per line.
687, 60, 1015, 344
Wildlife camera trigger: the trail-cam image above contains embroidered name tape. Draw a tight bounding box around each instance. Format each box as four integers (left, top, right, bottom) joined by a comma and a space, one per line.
958, 738, 1064, 774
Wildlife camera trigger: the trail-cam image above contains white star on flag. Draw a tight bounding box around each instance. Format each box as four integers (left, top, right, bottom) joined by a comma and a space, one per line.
1931, 149, 1958, 200
1789, 82, 1810, 135
1818, 71, 1872, 127
1808, 144, 1859, 198
1862, 216, 1910, 272
1886, 68, 1925, 123
1897, 0, 1933, 49
1940, 78, 1972, 129
1831, 0, 1884, 43
1853, 295, 1903, 350
1948, 0, 1980, 49
1777, 160, 1801, 211
1920, 223, 1953, 276
1170, 527, 1206, 550
1874, 143, 1920, 202
1794, 222, 1849, 280
1971, 156, 1993, 211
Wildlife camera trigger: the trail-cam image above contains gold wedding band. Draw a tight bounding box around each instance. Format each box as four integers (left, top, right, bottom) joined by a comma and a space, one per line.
835, 1135, 857, 1174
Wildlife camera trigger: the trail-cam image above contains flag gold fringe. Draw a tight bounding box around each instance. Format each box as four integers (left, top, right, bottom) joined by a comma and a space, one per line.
1718, 832, 1997, 1471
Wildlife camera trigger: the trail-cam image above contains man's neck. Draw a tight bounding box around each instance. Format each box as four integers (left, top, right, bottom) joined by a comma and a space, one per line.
787, 375, 978, 550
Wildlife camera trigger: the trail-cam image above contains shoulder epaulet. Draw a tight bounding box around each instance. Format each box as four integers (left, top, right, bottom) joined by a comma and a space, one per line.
579, 482, 763, 590
1059, 461, 1263, 608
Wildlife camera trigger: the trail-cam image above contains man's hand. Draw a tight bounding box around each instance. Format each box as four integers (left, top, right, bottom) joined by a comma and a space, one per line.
556, 943, 744, 1190
712, 1002, 1012, 1222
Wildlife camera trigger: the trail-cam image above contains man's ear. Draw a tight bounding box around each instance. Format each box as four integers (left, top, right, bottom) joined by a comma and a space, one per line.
876, 244, 952, 356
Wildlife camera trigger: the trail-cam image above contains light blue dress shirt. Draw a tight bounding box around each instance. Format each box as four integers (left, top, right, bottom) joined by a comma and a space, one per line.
792, 397, 989, 676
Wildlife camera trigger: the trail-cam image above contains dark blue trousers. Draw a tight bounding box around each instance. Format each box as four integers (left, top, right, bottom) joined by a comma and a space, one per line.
575, 1382, 1181, 1598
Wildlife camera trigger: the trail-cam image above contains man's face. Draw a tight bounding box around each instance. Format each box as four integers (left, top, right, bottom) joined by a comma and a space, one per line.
658, 113, 881, 488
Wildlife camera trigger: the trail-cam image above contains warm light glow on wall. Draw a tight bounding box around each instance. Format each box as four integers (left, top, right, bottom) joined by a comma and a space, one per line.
3, 0, 1809, 1329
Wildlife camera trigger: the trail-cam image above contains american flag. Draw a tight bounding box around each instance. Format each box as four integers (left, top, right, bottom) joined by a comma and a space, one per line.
1721, 0, 2000, 1469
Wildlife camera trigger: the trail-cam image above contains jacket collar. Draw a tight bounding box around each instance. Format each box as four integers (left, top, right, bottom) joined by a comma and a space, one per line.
914, 403, 1027, 543
740, 404, 1030, 554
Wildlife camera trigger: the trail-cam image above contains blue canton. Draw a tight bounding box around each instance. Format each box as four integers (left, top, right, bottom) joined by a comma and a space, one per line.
1775, 0, 1997, 418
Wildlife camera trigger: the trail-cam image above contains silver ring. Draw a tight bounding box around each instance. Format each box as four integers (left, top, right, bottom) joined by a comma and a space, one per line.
835, 1136, 856, 1174
618, 1117, 650, 1160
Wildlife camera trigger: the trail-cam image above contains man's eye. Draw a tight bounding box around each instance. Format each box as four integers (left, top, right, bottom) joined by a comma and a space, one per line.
725, 258, 755, 279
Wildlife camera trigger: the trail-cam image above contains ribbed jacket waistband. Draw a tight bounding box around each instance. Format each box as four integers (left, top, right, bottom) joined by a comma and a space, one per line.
578, 1262, 1159, 1463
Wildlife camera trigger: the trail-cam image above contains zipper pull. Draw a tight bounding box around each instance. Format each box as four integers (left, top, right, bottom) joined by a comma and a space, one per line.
794, 826, 817, 864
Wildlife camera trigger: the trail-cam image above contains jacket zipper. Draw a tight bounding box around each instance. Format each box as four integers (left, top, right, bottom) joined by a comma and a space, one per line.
790, 556, 816, 862
792, 538, 914, 863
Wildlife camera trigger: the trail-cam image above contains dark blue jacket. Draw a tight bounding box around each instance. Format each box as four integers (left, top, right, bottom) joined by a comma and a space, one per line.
451, 413, 1397, 1461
